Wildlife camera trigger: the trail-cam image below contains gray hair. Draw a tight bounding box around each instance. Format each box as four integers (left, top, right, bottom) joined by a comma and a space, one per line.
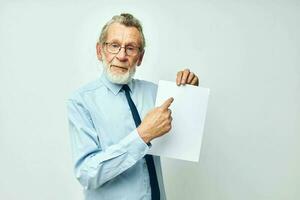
98, 13, 146, 51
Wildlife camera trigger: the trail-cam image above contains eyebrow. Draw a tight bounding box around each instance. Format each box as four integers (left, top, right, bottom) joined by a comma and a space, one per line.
108, 40, 139, 47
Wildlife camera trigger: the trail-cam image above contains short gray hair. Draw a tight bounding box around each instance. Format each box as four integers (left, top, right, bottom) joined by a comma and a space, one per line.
98, 13, 146, 51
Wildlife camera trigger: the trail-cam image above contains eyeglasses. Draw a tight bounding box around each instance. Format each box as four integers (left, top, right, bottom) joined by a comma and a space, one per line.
104, 42, 141, 56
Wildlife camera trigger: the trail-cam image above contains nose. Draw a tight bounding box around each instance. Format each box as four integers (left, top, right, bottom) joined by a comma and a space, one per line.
116, 47, 127, 61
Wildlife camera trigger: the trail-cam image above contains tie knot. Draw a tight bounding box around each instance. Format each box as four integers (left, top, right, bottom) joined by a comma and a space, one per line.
122, 84, 131, 93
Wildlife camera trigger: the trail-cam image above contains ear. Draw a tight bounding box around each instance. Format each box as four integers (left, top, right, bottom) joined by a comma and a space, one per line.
137, 50, 145, 66
96, 42, 103, 61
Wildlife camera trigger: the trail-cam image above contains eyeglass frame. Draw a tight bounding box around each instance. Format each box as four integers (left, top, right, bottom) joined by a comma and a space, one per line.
104, 42, 142, 56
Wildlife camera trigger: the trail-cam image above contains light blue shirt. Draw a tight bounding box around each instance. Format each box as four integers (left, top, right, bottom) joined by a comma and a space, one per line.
67, 73, 167, 200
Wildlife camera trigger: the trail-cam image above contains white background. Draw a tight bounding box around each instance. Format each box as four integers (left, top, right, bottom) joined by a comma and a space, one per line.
0, 0, 299, 199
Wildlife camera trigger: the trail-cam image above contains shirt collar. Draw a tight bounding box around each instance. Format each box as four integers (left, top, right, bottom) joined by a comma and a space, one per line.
100, 73, 134, 95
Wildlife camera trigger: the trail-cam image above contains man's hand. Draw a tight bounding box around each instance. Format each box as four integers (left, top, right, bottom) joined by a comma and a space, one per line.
137, 97, 174, 143
176, 68, 199, 86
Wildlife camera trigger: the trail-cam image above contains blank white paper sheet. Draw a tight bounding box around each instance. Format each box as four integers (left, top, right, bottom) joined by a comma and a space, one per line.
148, 80, 210, 162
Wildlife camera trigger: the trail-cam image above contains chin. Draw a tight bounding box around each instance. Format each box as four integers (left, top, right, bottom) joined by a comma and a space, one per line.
102, 60, 136, 84
106, 68, 133, 84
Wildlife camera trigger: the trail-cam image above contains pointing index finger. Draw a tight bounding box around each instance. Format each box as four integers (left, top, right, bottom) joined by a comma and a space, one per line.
160, 97, 174, 110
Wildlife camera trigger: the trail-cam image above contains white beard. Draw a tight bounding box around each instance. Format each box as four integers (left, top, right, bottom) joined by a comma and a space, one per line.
102, 56, 136, 84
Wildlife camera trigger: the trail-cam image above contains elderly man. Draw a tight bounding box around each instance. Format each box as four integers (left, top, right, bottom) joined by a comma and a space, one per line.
67, 13, 199, 200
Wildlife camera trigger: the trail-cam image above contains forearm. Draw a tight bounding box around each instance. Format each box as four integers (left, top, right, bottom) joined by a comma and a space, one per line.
67, 99, 149, 189
73, 129, 149, 190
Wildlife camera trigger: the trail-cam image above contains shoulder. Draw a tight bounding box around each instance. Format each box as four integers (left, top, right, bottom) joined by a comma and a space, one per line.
134, 79, 158, 92
68, 79, 104, 102
133, 79, 158, 102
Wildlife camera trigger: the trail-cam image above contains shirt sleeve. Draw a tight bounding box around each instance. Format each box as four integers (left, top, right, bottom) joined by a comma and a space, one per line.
67, 99, 150, 190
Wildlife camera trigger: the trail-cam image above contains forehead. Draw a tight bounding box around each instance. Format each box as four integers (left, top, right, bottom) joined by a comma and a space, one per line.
106, 22, 142, 45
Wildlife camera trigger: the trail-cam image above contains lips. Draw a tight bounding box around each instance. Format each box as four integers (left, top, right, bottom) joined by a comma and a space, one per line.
111, 65, 128, 70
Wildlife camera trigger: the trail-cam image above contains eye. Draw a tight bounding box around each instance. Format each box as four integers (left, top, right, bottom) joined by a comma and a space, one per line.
111, 43, 120, 48
126, 46, 135, 51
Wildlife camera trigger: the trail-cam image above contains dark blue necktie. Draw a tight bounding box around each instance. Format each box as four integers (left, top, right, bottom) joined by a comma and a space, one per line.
122, 84, 160, 200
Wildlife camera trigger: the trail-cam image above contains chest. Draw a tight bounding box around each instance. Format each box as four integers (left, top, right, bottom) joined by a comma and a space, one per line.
86, 89, 155, 148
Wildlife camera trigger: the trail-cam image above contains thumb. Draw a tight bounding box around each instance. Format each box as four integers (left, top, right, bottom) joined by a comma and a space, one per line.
160, 97, 174, 109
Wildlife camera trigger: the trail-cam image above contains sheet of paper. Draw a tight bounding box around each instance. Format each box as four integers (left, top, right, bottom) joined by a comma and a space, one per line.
148, 80, 210, 162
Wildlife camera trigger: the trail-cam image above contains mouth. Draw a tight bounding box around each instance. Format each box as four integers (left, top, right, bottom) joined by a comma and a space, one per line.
110, 65, 128, 72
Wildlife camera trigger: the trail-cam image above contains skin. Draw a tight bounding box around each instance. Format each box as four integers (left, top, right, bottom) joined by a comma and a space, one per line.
96, 22, 200, 143
96, 23, 144, 74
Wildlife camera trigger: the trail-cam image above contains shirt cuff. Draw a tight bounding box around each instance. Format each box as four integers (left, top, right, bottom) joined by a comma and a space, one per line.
119, 129, 150, 161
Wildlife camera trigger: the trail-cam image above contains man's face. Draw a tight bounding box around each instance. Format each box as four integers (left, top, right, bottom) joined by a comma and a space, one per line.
96, 22, 144, 84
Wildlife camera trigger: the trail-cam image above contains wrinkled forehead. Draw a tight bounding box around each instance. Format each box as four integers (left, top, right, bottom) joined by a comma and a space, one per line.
105, 22, 142, 46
